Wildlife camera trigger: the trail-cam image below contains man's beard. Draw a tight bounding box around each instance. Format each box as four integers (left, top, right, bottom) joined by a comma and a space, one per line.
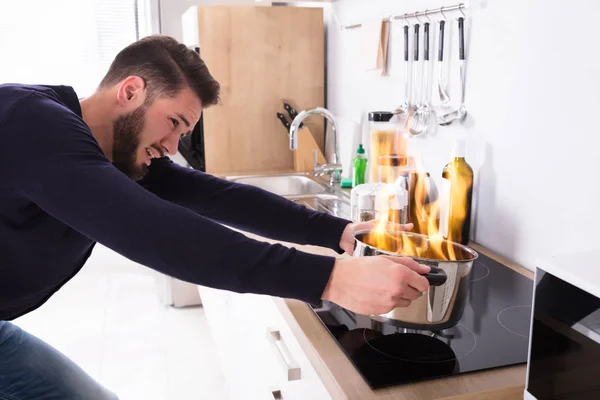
112, 106, 147, 180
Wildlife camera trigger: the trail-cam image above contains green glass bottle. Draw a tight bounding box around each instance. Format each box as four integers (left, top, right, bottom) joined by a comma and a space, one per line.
440, 140, 473, 245
352, 144, 367, 187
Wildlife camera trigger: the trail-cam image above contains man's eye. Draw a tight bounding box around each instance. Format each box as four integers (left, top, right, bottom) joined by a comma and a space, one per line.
170, 118, 179, 128
180, 132, 191, 140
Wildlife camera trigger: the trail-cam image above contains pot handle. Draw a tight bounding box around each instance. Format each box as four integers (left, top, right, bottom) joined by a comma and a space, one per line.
423, 267, 447, 286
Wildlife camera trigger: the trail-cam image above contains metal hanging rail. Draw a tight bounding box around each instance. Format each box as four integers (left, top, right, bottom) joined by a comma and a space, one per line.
342, 3, 466, 30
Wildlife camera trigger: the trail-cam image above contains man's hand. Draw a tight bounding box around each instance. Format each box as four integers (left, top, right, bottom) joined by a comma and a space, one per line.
321, 256, 431, 315
339, 221, 414, 255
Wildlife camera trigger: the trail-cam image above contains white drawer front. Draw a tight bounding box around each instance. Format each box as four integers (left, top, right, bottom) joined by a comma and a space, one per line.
199, 288, 331, 400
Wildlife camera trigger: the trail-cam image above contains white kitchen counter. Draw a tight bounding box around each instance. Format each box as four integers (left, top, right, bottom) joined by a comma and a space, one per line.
536, 250, 600, 298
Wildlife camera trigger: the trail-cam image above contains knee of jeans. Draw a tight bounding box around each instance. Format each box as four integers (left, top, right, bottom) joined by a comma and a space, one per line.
93, 389, 119, 400
107, 392, 119, 400
95, 387, 119, 400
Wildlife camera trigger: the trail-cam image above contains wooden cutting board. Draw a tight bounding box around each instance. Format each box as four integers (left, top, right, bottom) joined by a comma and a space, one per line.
183, 6, 325, 175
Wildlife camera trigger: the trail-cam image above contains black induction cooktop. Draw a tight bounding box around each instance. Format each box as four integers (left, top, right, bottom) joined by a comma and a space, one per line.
311, 252, 534, 389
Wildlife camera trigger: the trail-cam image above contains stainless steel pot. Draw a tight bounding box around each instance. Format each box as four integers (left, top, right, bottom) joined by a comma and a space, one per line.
353, 229, 478, 331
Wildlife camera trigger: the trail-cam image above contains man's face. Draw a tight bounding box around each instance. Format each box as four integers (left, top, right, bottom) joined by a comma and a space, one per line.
112, 86, 202, 180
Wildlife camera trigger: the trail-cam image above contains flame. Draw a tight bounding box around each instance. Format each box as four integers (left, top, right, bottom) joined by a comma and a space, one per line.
368, 148, 471, 262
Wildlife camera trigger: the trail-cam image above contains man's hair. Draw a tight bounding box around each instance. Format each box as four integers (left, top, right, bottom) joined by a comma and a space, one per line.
99, 35, 220, 107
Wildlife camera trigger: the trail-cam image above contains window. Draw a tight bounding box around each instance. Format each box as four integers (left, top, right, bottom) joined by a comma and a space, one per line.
0, 0, 151, 97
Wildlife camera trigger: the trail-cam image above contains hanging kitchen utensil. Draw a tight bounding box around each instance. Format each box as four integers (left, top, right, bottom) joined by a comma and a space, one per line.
438, 17, 467, 125
413, 20, 434, 135
407, 23, 423, 136
437, 18, 451, 108
353, 229, 478, 330
393, 24, 410, 116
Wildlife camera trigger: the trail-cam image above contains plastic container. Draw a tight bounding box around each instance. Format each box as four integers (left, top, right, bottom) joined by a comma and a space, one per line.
352, 144, 367, 187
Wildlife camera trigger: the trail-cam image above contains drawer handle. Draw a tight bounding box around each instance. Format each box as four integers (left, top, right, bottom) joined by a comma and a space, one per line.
267, 328, 301, 381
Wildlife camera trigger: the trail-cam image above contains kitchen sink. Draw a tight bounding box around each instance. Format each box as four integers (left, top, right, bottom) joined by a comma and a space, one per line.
226, 173, 350, 219
287, 194, 350, 220
227, 174, 328, 197
227, 173, 350, 219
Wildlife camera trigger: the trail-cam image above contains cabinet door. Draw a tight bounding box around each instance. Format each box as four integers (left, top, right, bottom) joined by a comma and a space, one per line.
197, 287, 260, 399
234, 294, 332, 400
190, 5, 325, 174
199, 287, 331, 399
199, 287, 279, 400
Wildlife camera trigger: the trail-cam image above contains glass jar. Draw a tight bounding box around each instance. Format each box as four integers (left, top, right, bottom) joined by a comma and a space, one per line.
377, 154, 409, 184
368, 112, 406, 182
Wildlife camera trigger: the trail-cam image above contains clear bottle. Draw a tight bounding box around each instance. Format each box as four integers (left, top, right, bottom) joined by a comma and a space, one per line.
439, 139, 474, 245
352, 144, 367, 187
374, 185, 391, 222
390, 178, 408, 225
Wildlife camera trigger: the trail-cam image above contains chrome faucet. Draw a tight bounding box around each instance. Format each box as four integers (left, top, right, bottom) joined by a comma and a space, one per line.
289, 107, 342, 184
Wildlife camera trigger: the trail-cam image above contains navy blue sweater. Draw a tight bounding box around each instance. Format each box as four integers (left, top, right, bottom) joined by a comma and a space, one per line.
0, 84, 350, 321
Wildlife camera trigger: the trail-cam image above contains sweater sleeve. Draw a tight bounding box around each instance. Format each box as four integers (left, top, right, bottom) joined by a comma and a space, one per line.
0, 94, 335, 304
139, 158, 350, 253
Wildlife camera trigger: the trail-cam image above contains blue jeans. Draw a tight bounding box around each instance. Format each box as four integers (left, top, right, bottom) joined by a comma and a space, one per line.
0, 321, 118, 400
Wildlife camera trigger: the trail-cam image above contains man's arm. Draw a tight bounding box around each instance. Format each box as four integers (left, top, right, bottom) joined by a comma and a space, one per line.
138, 158, 350, 252
0, 94, 333, 304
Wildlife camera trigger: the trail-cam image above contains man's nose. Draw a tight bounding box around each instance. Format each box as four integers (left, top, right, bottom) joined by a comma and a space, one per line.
161, 132, 180, 156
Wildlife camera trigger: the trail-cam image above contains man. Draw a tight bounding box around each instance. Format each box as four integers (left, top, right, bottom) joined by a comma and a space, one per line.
0, 35, 430, 399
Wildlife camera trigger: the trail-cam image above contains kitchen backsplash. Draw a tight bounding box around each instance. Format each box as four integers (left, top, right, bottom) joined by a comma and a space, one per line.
325, 0, 600, 270
159, 0, 600, 270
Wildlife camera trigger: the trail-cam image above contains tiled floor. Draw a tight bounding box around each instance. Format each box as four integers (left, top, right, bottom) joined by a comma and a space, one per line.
13, 245, 230, 400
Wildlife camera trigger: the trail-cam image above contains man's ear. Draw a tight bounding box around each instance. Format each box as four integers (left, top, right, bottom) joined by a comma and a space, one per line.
116, 76, 146, 109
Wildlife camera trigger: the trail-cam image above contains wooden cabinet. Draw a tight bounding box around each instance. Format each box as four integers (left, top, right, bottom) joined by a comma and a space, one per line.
198, 285, 331, 399
182, 5, 325, 175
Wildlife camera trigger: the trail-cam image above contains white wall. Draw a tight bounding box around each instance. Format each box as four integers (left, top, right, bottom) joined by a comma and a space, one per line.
162, 0, 600, 270
328, 0, 600, 270
160, 0, 275, 41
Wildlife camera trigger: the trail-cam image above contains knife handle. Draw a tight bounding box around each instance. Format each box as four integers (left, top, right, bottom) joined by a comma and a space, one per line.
283, 103, 303, 128
284, 103, 297, 119
276, 113, 291, 131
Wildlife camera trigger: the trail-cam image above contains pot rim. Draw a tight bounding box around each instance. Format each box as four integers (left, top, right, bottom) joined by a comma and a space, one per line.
353, 229, 479, 263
